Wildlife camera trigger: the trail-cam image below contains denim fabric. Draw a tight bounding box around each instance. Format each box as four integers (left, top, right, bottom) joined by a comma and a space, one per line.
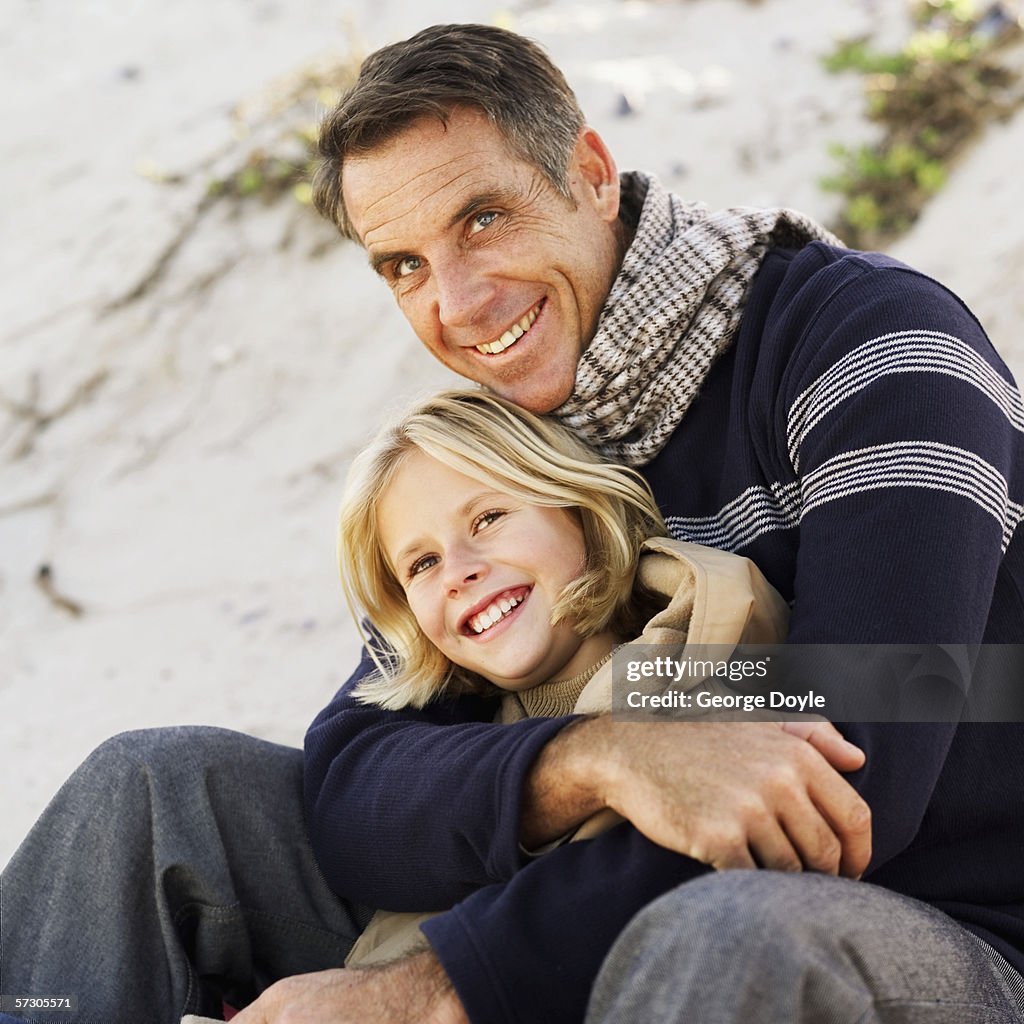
0, 728, 369, 1024
587, 872, 1024, 1024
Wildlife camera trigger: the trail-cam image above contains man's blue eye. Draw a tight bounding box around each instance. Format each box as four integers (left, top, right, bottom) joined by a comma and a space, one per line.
470, 211, 498, 233
396, 256, 422, 277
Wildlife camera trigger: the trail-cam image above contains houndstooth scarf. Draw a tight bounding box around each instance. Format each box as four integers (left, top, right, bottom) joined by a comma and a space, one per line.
551, 172, 842, 466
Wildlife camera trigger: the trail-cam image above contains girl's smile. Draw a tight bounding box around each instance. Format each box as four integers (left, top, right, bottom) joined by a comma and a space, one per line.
460, 585, 530, 637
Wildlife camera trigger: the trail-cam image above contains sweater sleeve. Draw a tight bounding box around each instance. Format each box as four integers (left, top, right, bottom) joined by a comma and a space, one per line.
422, 822, 709, 1024
303, 646, 579, 909
770, 253, 1024, 866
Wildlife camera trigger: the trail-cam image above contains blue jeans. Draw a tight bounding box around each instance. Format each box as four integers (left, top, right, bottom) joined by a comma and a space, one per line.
1, 728, 370, 1024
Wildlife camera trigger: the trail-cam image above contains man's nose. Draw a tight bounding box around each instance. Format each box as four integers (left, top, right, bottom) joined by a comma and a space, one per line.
433, 257, 495, 329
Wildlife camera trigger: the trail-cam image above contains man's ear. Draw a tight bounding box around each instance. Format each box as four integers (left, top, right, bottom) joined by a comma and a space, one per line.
570, 126, 620, 223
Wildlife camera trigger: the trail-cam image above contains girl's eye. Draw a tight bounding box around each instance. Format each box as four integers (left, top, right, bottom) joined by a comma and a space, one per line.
408, 553, 439, 578
395, 255, 422, 278
473, 509, 505, 532
469, 211, 498, 235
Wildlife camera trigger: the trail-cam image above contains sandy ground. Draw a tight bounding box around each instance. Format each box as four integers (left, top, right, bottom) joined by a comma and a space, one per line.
2, 0, 1022, 870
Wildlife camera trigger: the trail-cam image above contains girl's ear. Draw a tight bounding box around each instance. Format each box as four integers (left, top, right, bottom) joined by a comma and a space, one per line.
569, 126, 620, 223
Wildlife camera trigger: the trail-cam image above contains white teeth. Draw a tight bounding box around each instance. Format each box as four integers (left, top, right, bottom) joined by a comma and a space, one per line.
475, 303, 541, 355
468, 594, 523, 635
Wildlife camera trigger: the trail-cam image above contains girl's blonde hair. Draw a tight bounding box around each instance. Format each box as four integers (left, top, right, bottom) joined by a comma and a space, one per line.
339, 389, 666, 710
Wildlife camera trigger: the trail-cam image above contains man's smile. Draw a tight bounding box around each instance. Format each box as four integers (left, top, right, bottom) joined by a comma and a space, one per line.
474, 299, 546, 356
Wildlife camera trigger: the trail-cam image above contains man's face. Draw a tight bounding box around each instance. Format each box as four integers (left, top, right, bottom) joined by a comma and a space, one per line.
342, 107, 625, 413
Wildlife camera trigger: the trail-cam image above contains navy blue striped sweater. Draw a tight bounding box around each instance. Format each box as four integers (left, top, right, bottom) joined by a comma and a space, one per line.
304, 242, 1024, 1024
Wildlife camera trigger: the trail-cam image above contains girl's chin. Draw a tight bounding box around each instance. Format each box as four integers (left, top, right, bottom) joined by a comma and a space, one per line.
495, 679, 536, 693
478, 668, 541, 693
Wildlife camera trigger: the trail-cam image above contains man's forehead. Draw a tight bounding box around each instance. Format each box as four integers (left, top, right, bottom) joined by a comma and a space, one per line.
342, 109, 525, 245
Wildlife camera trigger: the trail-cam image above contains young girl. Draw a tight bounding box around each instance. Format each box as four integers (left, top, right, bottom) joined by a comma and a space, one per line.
339, 388, 788, 721
336, 388, 789, 966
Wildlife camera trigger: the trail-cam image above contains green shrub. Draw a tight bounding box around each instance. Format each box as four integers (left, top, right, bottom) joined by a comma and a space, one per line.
821, 0, 1022, 248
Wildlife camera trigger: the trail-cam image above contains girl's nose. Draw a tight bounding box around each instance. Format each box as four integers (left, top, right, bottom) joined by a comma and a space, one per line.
444, 547, 488, 597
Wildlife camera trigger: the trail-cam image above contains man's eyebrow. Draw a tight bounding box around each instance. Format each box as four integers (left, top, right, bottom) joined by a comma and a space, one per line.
367, 190, 520, 276
446, 188, 518, 228
369, 249, 405, 275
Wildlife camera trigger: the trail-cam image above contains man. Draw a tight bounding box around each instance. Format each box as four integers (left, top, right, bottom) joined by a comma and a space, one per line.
3, 22, 1022, 1024
247, 21, 1024, 1024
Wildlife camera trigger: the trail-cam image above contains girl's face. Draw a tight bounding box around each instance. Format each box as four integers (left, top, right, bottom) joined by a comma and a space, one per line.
377, 449, 619, 692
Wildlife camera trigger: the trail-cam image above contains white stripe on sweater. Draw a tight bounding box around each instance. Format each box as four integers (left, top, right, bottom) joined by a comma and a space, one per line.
787, 330, 1024, 472
666, 442, 1022, 553
802, 441, 1021, 552
666, 481, 801, 551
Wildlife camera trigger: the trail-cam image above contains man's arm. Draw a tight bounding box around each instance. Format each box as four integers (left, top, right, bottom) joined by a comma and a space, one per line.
304, 645, 579, 909
766, 257, 1022, 862
422, 821, 712, 1024
230, 952, 466, 1024
520, 713, 870, 875
305, 648, 872, 912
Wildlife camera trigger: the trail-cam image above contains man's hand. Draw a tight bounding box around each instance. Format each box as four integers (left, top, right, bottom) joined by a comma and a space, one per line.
522, 717, 871, 877
230, 951, 467, 1024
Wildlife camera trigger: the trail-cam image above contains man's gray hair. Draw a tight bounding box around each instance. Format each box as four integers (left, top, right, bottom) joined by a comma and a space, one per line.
312, 23, 585, 239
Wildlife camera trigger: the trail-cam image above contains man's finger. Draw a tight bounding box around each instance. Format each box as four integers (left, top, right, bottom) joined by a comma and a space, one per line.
781, 720, 865, 773
776, 794, 847, 875
230, 1003, 265, 1023
805, 768, 873, 878
698, 824, 758, 871
744, 814, 804, 873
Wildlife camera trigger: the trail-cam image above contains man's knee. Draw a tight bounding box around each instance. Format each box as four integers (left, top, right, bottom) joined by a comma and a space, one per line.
631, 871, 804, 931
84, 725, 280, 779
622, 871, 882, 965
588, 874, 875, 1024
69, 727, 250, 815
614, 872, 1018, 1008
88, 725, 195, 766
